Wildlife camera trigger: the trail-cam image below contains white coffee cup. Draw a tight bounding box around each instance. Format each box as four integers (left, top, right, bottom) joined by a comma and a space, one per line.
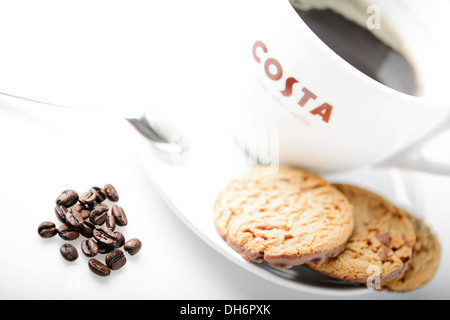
231, 0, 450, 174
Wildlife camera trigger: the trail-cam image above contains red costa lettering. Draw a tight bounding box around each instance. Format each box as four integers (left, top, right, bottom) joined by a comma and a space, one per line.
310, 103, 333, 123
298, 87, 317, 107
252, 41, 267, 64
264, 58, 283, 81
280, 77, 299, 97
252, 40, 333, 124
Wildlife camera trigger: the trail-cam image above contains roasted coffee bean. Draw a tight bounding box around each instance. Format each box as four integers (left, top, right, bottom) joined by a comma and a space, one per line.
60, 244, 78, 262
91, 202, 108, 214
93, 225, 117, 246
45, 184, 141, 276
105, 215, 116, 231
114, 232, 125, 248
58, 224, 80, 241
89, 203, 109, 225
81, 239, 99, 257
54, 205, 68, 223
38, 222, 58, 238
111, 204, 128, 226
104, 184, 119, 202
90, 187, 106, 203
88, 258, 111, 277
79, 190, 97, 206
65, 209, 84, 228
124, 238, 142, 256
56, 190, 79, 207
105, 250, 127, 270
97, 242, 115, 254
79, 220, 96, 238
71, 203, 91, 220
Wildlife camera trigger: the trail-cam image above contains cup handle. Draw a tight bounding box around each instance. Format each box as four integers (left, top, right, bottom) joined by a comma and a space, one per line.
377, 116, 450, 175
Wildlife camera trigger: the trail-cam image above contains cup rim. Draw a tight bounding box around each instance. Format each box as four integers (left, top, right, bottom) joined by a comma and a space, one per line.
283, 0, 449, 108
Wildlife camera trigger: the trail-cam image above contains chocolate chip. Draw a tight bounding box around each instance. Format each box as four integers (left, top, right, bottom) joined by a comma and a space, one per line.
378, 245, 390, 263
376, 233, 391, 248
401, 256, 411, 264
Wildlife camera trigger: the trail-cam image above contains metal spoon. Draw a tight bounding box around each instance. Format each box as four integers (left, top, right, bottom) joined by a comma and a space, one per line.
0, 91, 189, 160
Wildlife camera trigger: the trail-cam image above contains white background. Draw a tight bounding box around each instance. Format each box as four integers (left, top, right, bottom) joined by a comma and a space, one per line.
0, 0, 449, 300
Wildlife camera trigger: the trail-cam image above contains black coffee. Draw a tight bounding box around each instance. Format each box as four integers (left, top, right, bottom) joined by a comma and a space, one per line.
295, 9, 418, 96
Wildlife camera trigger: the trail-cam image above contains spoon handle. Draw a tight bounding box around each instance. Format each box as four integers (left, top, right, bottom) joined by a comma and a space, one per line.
0, 90, 188, 157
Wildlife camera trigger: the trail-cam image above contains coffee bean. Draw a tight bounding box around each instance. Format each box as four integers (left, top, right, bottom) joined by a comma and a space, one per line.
111, 204, 128, 226
81, 239, 99, 257
71, 203, 91, 220
58, 224, 80, 241
105, 250, 127, 270
90, 187, 106, 203
79, 220, 96, 238
104, 184, 119, 202
56, 190, 79, 207
124, 238, 142, 256
98, 242, 115, 254
65, 209, 84, 228
38, 222, 58, 238
93, 225, 117, 246
44, 184, 141, 277
88, 258, 111, 277
60, 244, 78, 262
79, 190, 97, 206
114, 232, 125, 248
54, 205, 68, 223
90, 203, 109, 225
105, 215, 116, 231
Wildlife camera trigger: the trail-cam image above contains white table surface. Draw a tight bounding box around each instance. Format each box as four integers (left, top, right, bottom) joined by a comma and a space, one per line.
0, 0, 449, 300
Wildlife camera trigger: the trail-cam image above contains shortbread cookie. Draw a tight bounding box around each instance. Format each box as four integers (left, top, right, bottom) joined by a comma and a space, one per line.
307, 184, 416, 283
214, 166, 354, 270
381, 214, 441, 292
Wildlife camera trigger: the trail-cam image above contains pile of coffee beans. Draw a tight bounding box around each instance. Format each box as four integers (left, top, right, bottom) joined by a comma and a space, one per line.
38, 184, 142, 277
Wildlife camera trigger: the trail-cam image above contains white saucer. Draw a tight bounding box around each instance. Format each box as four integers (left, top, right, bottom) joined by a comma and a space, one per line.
132, 109, 423, 296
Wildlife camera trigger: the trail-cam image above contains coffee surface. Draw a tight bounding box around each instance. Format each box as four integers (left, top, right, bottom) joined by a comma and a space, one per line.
296, 9, 418, 96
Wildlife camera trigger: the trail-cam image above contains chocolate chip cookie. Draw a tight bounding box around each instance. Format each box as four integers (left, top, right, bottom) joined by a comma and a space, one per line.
214, 166, 354, 270
381, 214, 441, 292
307, 184, 416, 283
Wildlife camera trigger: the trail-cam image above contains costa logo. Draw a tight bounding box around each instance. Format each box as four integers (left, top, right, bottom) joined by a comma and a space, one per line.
252, 40, 333, 124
